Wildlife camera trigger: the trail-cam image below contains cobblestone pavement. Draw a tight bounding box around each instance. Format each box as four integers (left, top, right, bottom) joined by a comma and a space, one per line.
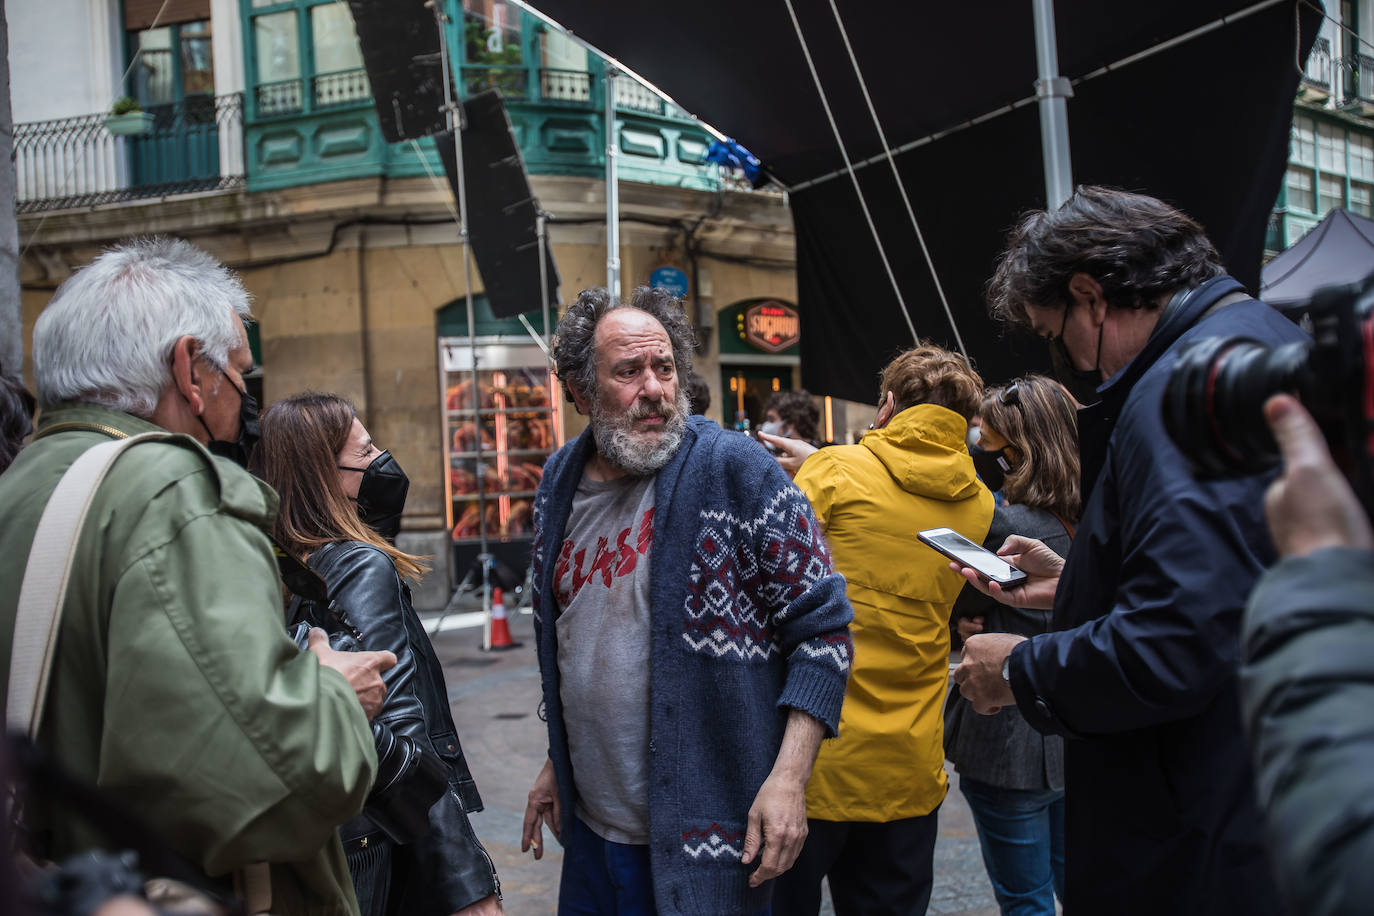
431, 606, 1000, 916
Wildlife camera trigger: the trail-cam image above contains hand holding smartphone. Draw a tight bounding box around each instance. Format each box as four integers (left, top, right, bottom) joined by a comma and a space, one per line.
917, 527, 1029, 586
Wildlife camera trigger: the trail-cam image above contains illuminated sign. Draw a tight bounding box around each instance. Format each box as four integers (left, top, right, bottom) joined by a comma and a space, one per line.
742, 301, 801, 353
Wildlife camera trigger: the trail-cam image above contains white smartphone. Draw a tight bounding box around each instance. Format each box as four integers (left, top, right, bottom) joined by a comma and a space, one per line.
917, 527, 1029, 587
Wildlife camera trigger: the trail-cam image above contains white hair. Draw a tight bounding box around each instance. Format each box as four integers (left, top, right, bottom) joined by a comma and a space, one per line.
34, 237, 253, 417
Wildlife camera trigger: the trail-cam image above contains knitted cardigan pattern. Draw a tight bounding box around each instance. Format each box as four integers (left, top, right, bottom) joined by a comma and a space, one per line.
532, 416, 854, 915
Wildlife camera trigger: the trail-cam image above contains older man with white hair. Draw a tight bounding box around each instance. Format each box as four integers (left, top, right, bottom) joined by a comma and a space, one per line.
0, 238, 394, 916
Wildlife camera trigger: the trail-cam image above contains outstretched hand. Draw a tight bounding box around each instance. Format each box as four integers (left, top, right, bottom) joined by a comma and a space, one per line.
757, 432, 818, 479
950, 535, 1063, 610
1262, 393, 1373, 557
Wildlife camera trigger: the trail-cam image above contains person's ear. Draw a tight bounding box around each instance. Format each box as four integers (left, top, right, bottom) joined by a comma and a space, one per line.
169, 335, 205, 415
569, 381, 591, 416
874, 391, 896, 429
1067, 273, 1109, 326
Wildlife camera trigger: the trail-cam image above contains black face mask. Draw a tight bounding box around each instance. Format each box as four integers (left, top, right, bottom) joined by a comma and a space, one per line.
339, 450, 410, 542
1048, 305, 1104, 407
969, 443, 1010, 492
198, 369, 260, 469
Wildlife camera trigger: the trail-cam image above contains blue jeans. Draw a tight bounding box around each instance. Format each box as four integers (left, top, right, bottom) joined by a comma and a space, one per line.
959, 777, 1065, 916
558, 816, 771, 916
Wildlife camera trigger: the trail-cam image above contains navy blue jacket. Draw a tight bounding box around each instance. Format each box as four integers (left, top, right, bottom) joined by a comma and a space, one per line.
530, 415, 853, 915
1007, 276, 1303, 914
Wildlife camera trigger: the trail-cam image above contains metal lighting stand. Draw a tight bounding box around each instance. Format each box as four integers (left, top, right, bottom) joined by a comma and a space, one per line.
604, 66, 621, 300
429, 0, 494, 648
1031, 0, 1074, 208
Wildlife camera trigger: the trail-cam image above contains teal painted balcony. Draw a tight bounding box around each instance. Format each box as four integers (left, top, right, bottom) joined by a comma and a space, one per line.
242, 1, 723, 194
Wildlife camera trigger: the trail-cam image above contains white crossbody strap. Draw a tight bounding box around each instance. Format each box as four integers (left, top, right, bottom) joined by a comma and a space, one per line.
8, 433, 167, 736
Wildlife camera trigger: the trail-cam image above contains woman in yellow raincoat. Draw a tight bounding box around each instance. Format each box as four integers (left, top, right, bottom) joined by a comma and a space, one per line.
763, 345, 994, 916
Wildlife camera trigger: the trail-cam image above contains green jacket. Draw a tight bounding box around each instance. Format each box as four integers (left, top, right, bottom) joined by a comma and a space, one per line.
0, 404, 376, 916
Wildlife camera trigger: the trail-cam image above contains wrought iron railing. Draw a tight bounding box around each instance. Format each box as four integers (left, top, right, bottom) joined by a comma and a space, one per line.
313, 68, 371, 109
14, 93, 244, 214
540, 68, 591, 103
256, 78, 303, 117
462, 66, 527, 99
614, 78, 664, 115
1338, 53, 1374, 105
1265, 211, 1284, 252
1304, 37, 1332, 90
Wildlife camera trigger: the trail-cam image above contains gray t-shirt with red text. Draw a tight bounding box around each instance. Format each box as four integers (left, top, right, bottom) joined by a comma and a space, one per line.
554, 473, 655, 844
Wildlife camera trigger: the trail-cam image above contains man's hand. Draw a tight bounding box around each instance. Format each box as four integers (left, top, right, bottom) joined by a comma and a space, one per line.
450, 894, 503, 916
757, 432, 818, 479
956, 616, 985, 643
1263, 394, 1373, 557
742, 710, 824, 887
950, 535, 1064, 610
952, 633, 1026, 714
307, 628, 395, 720
521, 757, 561, 860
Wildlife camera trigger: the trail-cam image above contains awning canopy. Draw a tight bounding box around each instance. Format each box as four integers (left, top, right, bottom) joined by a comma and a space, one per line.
1260, 208, 1374, 307
531, 0, 1321, 400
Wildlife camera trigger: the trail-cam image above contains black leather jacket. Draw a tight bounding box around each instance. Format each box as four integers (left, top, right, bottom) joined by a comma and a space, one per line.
290, 541, 499, 914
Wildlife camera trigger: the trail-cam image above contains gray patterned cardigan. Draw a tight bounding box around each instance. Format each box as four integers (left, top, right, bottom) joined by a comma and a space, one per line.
531, 415, 854, 915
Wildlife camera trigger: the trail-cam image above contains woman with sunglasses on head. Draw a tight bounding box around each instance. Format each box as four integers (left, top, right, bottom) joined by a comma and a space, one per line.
944, 375, 1079, 916
253, 393, 502, 916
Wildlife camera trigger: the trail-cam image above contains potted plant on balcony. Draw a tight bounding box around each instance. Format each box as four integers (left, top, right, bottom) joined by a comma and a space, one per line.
105, 97, 154, 136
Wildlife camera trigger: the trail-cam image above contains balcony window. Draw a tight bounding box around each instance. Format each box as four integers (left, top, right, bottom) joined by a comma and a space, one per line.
1352, 181, 1373, 216
131, 20, 214, 107
463, 0, 526, 98
1291, 115, 1315, 166
464, 0, 521, 64
540, 29, 589, 102
1319, 173, 1344, 215
311, 4, 368, 108
248, 0, 369, 118
1287, 166, 1315, 212
1352, 133, 1374, 181
254, 11, 300, 115
1319, 121, 1345, 173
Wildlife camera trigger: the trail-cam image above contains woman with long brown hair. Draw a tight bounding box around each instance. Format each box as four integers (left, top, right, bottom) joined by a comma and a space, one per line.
944, 374, 1079, 916
254, 393, 501, 916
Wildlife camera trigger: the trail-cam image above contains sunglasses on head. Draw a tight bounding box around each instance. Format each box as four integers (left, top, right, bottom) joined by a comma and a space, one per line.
999, 381, 1023, 408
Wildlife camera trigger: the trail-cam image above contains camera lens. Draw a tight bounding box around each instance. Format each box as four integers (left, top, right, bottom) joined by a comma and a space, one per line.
1163, 335, 1314, 476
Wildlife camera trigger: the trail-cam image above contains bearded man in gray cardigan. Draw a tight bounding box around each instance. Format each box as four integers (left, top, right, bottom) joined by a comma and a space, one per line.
519, 286, 854, 915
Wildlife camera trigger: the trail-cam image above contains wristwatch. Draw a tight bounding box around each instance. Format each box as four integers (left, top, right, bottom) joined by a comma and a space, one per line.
1001, 655, 1011, 683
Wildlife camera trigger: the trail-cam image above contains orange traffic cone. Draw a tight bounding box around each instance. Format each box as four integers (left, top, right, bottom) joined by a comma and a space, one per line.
487, 587, 519, 651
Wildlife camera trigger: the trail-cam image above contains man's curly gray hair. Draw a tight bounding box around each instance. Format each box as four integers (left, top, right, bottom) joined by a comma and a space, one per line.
551, 286, 696, 409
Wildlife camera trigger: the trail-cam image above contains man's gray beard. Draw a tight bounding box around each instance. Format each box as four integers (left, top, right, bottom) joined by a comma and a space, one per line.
590, 387, 690, 477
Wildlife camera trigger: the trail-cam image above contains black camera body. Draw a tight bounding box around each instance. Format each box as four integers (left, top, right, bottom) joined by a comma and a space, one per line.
1163, 270, 1374, 513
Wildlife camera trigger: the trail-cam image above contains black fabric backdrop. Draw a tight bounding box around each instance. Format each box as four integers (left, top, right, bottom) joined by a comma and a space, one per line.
533, 0, 1321, 399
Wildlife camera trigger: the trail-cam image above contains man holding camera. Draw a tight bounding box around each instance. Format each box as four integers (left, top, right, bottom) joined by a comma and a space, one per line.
0, 239, 394, 915
1241, 393, 1374, 916
952, 187, 1305, 914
